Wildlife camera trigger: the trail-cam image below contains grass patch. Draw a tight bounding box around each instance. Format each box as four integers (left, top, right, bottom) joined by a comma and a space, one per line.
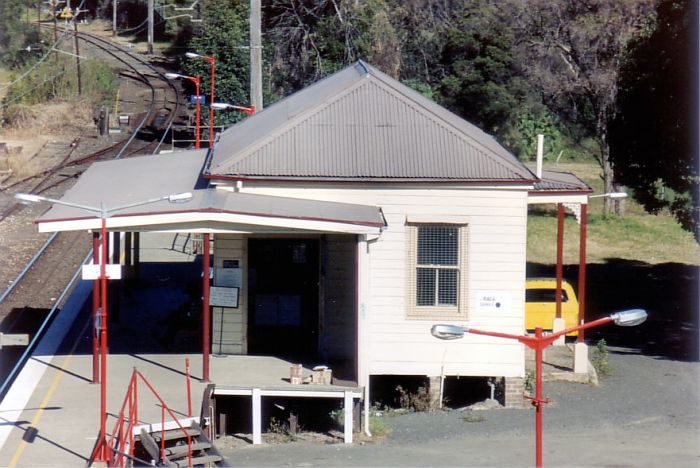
528, 162, 700, 265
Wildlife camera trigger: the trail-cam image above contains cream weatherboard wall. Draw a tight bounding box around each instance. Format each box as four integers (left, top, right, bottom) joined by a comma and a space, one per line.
216, 182, 529, 381
212, 235, 247, 355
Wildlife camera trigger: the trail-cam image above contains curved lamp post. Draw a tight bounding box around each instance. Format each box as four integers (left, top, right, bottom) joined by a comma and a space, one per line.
210, 102, 256, 116
431, 309, 647, 468
165, 72, 201, 149
15, 191, 193, 462
185, 52, 216, 148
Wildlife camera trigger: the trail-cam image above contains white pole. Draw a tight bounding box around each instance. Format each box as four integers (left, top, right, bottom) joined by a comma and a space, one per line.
536, 134, 544, 179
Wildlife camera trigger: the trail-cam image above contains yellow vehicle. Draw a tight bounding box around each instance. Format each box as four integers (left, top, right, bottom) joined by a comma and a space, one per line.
525, 278, 580, 336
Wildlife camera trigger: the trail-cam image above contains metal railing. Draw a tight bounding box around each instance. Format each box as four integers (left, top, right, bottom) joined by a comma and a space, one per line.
103, 363, 194, 467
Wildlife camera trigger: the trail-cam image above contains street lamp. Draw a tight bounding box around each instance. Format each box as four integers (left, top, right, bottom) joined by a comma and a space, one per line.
185, 52, 216, 148
431, 308, 647, 468
165, 72, 201, 149
588, 192, 628, 199
210, 102, 256, 115
15, 191, 193, 462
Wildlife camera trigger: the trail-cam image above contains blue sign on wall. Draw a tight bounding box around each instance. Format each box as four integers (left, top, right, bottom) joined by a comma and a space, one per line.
190, 95, 205, 105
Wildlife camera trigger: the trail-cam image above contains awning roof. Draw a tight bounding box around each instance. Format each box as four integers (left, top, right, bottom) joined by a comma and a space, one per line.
34, 152, 385, 235
528, 169, 593, 205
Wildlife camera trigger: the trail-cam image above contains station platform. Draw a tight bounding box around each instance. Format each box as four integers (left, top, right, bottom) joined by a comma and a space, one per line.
0, 233, 360, 466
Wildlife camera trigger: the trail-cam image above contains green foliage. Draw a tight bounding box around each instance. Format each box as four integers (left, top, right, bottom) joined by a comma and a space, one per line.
609, 0, 698, 240
436, 1, 523, 137
0, 0, 41, 68
591, 339, 612, 376
181, 0, 249, 128
524, 370, 535, 395
330, 406, 390, 438
3, 55, 117, 108
395, 385, 432, 412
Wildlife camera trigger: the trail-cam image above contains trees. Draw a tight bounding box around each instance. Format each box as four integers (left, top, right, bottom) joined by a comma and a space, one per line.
609, 0, 697, 239
0, 0, 40, 68
181, 0, 249, 128
511, 0, 656, 214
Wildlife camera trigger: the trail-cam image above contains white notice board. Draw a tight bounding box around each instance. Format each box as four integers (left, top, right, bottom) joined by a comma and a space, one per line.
474, 291, 511, 313
210, 286, 240, 308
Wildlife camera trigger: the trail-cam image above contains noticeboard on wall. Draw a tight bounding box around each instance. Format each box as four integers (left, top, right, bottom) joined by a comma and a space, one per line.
210, 286, 240, 308
216, 258, 242, 288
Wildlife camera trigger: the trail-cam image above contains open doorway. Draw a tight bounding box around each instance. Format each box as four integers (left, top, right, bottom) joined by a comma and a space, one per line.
247, 239, 319, 359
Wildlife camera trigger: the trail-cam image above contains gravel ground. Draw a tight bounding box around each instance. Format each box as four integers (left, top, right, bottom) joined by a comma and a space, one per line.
219, 349, 699, 467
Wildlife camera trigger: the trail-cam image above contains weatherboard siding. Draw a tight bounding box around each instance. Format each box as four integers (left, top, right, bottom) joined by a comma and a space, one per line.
234, 183, 528, 378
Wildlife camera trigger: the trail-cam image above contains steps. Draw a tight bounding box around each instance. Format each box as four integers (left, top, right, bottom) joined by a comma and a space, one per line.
138, 421, 224, 467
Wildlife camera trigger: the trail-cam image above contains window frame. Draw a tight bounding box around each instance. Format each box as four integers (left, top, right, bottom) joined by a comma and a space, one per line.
406, 222, 469, 320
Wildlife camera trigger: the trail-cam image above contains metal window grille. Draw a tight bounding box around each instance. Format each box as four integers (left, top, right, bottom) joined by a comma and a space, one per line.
416, 225, 459, 306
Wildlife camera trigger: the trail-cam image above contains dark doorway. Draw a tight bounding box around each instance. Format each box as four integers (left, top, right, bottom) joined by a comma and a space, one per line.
248, 239, 319, 359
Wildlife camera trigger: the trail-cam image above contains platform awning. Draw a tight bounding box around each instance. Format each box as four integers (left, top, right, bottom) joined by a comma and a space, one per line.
33, 152, 385, 235
527, 169, 593, 204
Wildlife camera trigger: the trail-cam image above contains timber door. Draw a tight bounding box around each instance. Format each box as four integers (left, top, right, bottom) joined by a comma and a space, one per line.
248, 239, 319, 359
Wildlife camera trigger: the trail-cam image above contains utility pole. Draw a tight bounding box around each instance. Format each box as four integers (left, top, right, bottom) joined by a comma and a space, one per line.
250, 0, 263, 111
112, 0, 117, 36
147, 0, 153, 54
68, 0, 83, 96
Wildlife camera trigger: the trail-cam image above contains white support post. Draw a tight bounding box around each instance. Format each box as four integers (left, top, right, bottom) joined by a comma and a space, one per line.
356, 236, 369, 389
252, 388, 261, 444
343, 391, 353, 444
552, 318, 566, 346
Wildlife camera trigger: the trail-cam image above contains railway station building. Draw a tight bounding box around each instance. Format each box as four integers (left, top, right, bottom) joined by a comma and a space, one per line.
31, 61, 592, 438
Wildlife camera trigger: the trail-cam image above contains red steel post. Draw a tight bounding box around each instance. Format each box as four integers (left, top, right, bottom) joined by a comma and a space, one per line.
202, 233, 210, 382
92, 232, 100, 384
578, 204, 588, 342
209, 58, 215, 148
555, 204, 564, 319
194, 77, 201, 149
98, 216, 109, 461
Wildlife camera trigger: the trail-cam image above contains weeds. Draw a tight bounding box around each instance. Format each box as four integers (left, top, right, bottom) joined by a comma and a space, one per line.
524, 370, 535, 395
462, 412, 487, 423
591, 339, 612, 376
329, 406, 391, 438
395, 385, 432, 412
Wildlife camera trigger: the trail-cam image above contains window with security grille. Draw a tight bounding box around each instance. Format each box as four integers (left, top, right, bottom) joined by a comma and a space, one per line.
406, 223, 467, 319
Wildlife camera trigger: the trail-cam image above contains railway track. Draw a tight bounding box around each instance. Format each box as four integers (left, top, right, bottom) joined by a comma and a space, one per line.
0, 27, 185, 395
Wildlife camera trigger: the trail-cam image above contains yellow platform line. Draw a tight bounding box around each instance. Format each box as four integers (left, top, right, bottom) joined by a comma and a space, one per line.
8, 318, 90, 467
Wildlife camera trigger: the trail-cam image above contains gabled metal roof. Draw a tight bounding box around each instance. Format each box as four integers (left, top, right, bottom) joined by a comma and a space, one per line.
208, 61, 536, 183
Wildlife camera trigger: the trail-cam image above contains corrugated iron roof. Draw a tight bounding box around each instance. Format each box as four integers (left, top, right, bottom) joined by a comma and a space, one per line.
208, 61, 536, 183
530, 169, 593, 193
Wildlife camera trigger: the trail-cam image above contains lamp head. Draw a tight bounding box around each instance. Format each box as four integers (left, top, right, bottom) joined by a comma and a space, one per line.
15, 193, 43, 203
185, 52, 200, 59
431, 324, 467, 340
168, 192, 193, 203
610, 309, 648, 327
164, 72, 182, 80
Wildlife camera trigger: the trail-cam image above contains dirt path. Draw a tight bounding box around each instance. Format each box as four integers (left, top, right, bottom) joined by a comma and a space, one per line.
218, 349, 699, 467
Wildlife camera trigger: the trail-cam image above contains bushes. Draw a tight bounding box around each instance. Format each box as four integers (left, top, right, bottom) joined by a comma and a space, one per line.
2, 54, 117, 124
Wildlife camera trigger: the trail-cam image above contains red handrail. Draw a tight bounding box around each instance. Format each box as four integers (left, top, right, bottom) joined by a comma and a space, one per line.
104, 364, 194, 467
